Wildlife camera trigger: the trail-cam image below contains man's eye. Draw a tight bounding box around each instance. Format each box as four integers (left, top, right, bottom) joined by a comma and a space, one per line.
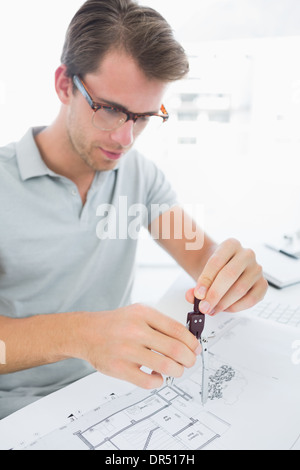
139, 116, 150, 122
103, 107, 120, 117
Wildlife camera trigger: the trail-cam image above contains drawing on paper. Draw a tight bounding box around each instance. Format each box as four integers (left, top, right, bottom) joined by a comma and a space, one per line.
17, 319, 251, 450
180, 354, 247, 408
19, 350, 250, 450
10, 314, 300, 451
209, 365, 236, 400
21, 354, 247, 450
22, 383, 230, 450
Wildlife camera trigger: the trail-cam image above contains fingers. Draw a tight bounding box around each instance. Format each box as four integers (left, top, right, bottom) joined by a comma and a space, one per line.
146, 307, 200, 355
185, 288, 195, 304
195, 239, 241, 301
123, 336, 198, 389
222, 277, 268, 314
104, 360, 165, 390
194, 239, 268, 315
139, 313, 202, 387
104, 338, 196, 391
89, 305, 201, 391
144, 327, 199, 369
139, 346, 186, 379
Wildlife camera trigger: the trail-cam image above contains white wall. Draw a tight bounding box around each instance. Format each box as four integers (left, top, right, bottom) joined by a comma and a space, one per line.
1, 1, 300, 252
0, 0, 84, 144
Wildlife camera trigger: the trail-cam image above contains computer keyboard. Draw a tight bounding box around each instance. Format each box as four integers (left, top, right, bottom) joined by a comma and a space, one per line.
248, 300, 300, 328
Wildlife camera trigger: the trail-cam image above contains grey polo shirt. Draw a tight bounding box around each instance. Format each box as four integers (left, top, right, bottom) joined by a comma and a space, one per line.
0, 127, 178, 418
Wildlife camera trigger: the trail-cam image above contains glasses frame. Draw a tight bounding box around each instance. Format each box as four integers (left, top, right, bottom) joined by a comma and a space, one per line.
73, 75, 169, 131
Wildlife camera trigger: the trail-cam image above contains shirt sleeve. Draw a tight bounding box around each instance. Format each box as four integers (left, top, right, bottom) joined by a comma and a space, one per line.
141, 157, 179, 227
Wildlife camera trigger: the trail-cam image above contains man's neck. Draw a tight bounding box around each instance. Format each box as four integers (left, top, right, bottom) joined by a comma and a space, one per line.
35, 118, 96, 205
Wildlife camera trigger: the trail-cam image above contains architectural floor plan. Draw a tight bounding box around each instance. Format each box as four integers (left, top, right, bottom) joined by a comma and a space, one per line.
21, 359, 233, 450
11, 311, 300, 450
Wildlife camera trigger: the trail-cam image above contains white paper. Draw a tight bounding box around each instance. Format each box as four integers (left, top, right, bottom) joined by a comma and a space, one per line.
255, 244, 300, 288
1, 272, 299, 450
10, 313, 300, 451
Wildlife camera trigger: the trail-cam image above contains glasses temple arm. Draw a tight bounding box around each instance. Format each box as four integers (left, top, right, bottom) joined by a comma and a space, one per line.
73, 75, 95, 108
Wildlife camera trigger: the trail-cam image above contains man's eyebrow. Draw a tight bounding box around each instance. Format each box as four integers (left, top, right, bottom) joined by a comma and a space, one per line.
94, 96, 159, 115
95, 96, 127, 109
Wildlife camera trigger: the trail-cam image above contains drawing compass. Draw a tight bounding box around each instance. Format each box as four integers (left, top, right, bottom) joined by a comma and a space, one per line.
166, 297, 210, 406
186, 297, 209, 405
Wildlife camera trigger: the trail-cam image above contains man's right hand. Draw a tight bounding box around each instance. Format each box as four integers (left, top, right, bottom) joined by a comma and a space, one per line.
72, 304, 201, 389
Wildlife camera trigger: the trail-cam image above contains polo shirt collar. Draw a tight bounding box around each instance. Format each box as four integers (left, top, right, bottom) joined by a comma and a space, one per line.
16, 127, 56, 181
16, 127, 120, 181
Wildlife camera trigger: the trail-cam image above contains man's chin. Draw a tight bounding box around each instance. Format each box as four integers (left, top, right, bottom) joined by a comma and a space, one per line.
88, 159, 119, 172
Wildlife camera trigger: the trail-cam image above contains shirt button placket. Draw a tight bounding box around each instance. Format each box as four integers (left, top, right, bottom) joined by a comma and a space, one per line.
69, 186, 82, 219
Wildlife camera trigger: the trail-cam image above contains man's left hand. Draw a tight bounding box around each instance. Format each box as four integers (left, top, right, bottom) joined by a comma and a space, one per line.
185, 238, 268, 315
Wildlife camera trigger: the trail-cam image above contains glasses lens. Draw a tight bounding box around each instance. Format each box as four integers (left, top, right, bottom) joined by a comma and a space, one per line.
92, 108, 165, 133
92, 107, 127, 131
134, 115, 164, 134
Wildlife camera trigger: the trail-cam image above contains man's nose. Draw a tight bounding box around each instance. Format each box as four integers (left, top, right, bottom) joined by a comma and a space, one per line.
110, 120, 135, 148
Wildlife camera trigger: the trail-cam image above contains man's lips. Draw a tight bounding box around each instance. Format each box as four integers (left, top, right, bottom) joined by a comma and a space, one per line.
99, 147, 124, 161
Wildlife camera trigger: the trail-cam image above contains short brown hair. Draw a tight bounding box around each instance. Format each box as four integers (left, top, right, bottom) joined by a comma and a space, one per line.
61, 0, 189, 82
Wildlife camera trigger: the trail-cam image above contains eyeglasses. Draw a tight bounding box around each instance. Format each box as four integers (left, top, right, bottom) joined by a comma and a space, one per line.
73, 75, 169, 134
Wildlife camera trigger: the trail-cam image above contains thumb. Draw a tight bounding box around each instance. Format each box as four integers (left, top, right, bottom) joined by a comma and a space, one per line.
185, 288, 195, 304
194, 283, 209, 301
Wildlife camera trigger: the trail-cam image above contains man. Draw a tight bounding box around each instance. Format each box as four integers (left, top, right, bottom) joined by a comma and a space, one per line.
0, 0, 267, 419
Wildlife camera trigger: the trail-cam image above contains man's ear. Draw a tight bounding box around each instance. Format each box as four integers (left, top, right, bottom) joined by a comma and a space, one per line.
55, 65, 73, 105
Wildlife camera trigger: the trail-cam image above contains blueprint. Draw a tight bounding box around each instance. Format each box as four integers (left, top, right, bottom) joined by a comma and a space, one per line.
10, 309, 300, 450
21, 381, 229, 450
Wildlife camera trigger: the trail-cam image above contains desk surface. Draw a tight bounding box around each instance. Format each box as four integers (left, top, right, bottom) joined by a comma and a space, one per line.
0, 272, 300, 450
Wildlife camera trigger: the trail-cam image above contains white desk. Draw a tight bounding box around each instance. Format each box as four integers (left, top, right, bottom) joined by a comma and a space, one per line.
0, 272, 299, 450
